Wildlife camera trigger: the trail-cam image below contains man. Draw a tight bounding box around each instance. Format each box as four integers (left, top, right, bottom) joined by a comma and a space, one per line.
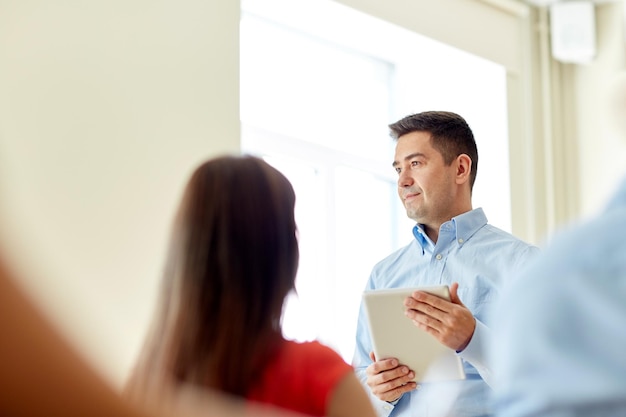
491, 74, 626, 416
352, 111, 539, 417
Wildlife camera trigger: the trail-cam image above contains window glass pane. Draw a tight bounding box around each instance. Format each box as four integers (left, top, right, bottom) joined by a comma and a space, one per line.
241, 14, 393, 161
333, 166, 398, 359
261, 155, 329, 342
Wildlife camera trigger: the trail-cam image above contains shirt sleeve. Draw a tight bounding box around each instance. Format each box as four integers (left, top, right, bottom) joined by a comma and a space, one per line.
457, 319, 493, 387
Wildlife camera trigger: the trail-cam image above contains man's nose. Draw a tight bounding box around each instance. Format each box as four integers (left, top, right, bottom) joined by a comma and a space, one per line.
398, 170, 413, 187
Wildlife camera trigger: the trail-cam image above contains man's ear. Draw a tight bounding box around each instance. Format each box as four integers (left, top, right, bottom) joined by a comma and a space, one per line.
455, 154, 472, 185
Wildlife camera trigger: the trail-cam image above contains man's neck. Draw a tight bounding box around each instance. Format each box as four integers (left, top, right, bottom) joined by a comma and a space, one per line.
424, 224, 440, 244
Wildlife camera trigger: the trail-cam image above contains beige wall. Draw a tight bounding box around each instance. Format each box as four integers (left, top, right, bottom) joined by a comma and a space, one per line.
566, 2, 626, 220
534, 1, 625, 238
0, 0, 240, 386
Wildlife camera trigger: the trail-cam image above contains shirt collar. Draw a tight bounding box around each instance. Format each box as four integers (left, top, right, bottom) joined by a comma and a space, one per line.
412, 224, 431, 252
412, 208, 488, 251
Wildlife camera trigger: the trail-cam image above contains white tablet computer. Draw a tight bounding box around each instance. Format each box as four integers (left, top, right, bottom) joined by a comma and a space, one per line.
362, 286, 465, 383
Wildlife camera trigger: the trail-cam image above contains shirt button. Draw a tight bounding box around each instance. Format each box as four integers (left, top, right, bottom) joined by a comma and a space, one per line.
436, 254, 442, 260
458, 238, 464, 244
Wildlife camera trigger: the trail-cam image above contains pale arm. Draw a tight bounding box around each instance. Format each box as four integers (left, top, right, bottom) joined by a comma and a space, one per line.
328, 372, 378, 417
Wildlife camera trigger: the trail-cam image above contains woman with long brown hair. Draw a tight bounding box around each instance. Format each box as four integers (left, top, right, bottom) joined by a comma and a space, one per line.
0, 242, 294, 417
127, 155, 376, 417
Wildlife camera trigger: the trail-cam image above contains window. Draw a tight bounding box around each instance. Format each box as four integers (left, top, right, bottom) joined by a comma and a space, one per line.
240, 0, 509, 362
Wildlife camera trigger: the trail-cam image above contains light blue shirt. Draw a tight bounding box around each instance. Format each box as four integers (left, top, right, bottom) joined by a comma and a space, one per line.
491, 176, 626, 417
353, 208, 539, 417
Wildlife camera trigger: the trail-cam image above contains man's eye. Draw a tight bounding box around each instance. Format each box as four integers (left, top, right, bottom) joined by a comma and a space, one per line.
411, 161, 419, 167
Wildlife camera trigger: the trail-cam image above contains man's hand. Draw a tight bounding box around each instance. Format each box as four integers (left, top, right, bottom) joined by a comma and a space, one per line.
404, 282, 476, 352
365, 352, 417, 403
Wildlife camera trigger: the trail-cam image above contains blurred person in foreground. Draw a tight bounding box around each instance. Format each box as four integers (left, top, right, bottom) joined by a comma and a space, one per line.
127, 155, 377, 417
352, 111, 539, 417
491, 72, 626, 417
0, 252, 303, 417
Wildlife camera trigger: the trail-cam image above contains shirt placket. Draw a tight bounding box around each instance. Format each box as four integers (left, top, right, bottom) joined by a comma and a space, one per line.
431, 224, 455, 285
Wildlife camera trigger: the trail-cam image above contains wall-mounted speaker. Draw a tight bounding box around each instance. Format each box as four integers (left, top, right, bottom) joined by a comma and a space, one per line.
550, 1, 596, 64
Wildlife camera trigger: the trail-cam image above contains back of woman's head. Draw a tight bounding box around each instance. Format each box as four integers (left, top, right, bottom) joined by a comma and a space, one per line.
140, 155, 299, 397
178, 155, 298, 325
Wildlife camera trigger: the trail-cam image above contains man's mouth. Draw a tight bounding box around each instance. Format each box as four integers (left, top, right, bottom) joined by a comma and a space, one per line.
404, 192, 420, 201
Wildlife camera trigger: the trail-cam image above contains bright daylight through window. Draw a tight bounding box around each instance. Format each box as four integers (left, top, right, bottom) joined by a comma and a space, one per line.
240, 0, 509, 362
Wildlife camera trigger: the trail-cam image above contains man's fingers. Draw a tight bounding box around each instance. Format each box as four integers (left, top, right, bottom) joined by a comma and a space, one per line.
367, 367, 417, 400
366, 357, 398, 376
406, 291, 450, 311
404, 297, 447, 330
373, 381, 417, 402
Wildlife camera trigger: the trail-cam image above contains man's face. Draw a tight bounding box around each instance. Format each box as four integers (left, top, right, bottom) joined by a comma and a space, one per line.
393, 131, 459, 226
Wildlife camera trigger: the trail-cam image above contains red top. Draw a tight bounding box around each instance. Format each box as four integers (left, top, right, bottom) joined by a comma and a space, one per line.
247, 339, 354, 416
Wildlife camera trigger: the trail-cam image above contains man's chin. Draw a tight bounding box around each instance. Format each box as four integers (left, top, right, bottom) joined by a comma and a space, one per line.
404, 209, 422, 223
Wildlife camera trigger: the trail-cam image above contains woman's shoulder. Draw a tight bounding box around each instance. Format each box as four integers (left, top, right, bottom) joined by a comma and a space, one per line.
280, 339, 348, 365
249, 339, 353, 415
